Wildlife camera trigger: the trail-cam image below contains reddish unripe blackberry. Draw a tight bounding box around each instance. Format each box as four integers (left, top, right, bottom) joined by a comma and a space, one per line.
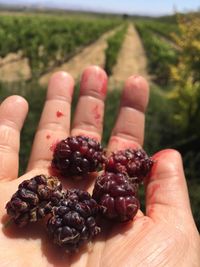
47, 189, 101, 252
92, 172, 139, 222
6, 175, 63, 227
52, 136, 105, 177
105, 149, 153, 183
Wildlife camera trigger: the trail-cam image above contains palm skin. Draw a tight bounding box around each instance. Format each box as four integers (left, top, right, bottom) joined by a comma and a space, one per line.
0, 66, 199, 267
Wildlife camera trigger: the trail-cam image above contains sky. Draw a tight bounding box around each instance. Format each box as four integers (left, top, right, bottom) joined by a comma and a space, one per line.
0, 0, 199, 16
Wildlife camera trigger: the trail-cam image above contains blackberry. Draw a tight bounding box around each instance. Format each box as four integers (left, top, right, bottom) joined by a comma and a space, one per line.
52, 136, 105, 177
105, 149, 153, 183
6, 175, 63, 227
92, 172, 139, 222
47, 189, 101, 252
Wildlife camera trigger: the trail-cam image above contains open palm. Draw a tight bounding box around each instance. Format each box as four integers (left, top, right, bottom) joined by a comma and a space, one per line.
0, 66, 199, 267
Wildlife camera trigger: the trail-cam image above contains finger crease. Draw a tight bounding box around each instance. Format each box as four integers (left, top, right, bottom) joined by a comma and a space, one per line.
73, 121, 100, 132
121, 106, 145, 116
112, 132, 142, 144
38, 121, 67, 132
46, 96, 71, 105
0, 119, 20, 131
79, 94, 104, 103
0, 144, 18, 154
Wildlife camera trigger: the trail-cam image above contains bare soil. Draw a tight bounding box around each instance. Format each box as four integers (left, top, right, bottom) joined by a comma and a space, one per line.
108, 24, 149, 89
0, 52, 31, 82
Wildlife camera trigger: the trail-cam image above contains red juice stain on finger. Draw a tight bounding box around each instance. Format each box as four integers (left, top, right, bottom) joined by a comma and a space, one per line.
46, 134, 51, 140
152, 149, 174, 161
56, 111, 64, 118
150, 149, 174, 175
50, 139, 60, 152
149, 160, 158, 177
81, 68, 107, 97
93, 105, 101, 123
80, 70, 90, 92
100, 74, 107, 96
98, 71, 107, 96
148, 183, 160, 202
147, 207, 155, 217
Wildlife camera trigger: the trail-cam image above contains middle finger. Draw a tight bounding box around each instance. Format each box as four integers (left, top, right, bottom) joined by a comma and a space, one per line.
71, 66, 108, 141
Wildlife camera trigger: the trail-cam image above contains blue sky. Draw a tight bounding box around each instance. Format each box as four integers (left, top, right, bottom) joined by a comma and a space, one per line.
0, 0, 199, 16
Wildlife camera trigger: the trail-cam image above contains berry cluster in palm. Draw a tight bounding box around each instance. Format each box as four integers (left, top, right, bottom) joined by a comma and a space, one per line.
6, 136, 153, 252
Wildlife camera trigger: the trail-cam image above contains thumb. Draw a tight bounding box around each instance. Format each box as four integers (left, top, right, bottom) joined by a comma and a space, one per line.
145, 149, 193, 223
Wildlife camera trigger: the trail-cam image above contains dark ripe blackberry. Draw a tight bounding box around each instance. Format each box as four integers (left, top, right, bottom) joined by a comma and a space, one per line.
52, 135, 105, 177
6, 175, 63, 227
105, 149, 153, 183
47, 189, 101, 252
92, 172, 139, 222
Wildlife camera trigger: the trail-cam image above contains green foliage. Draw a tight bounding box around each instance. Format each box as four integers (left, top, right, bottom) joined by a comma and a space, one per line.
155, 14, 178, 24
183, 151, 200, 180
187, 180, 200, 231
135, 21, 178, 85
169, 78, 200, 137
169, 14, 200, 136
144, 85, 176, 154
144, 84, 200, 229
140, 19, 179, 40
103, 89, 121, 145
0, 13, 120, 77
0, 81, 46, 174
104, 25, 127, 75
19, 88, 46, 174
137, 14, 200, 230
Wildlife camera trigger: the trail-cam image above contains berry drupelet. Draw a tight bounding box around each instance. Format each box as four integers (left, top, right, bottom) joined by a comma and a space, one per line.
6, 175, 63, 227
92, 172, 139, 222
52, 136, 106, 177
105, 149, 153, 183
47, 189, 101, 252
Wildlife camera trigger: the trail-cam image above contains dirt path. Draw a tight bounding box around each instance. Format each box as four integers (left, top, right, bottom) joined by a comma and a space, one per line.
109, 24, 149, 89
39, 28, 119, 86
0, 52, 31, 82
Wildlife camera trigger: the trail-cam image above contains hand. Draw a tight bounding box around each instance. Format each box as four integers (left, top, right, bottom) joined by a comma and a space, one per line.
0, 66, 199, 267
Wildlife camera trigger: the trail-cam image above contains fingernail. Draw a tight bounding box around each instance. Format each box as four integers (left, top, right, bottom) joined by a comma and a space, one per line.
80, 66, 108, 97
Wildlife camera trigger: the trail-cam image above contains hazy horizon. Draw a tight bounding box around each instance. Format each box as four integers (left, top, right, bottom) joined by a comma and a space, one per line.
0, 0, 199, 16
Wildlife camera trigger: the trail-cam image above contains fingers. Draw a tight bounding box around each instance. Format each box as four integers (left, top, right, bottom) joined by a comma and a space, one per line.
71, 66, 108, 141
107, 75, 149, 152
106, 75, 149, 218
146, 149, 192, 222
27, 71, 74, 171
0, 96, 28, 180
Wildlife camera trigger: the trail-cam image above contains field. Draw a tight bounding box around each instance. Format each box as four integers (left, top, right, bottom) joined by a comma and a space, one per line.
0, 10, 199, 229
